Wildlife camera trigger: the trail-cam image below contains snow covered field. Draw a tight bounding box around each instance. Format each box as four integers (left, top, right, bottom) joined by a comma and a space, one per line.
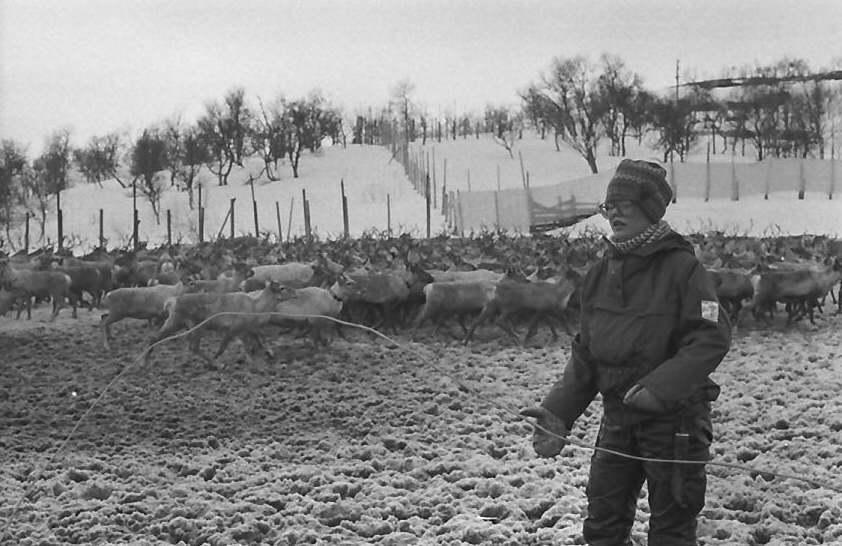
2, 134, 841, 546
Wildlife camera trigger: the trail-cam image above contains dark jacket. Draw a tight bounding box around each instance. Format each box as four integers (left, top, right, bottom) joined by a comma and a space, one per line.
542, 231, 731, 427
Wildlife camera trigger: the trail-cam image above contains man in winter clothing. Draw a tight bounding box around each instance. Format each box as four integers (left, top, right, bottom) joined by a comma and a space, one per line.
522, 159, 731, 546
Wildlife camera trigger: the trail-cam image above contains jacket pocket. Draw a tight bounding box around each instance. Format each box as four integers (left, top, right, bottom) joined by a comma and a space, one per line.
588, 302, 675, 365
588, 302, 677, 396
587, 303, 645, 364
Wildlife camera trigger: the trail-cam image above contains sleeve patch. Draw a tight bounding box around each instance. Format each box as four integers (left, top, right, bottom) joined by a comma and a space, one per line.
701, 300, 719, 322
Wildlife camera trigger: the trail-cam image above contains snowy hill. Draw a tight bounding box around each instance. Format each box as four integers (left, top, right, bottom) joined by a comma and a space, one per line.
6, 134, 842, 254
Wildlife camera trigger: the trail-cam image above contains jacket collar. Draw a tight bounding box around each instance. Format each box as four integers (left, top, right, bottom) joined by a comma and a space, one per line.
605, 231, 694, 259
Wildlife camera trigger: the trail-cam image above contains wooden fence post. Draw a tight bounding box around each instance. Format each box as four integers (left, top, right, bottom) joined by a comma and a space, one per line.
216, 205, 232, 240
24, 212, 30, 253
230, 198, 236, 239
99, 209, 105, 248
131, 180, 138, 250
831, 127, 836, 200
764, 160, 772, 200
425, 173, 431, 238
426, 151, 431, 201
525, 187, 535, 229
730, 152, 739, 201
443, 157, 447, 198
669, 160, 676, 203
798, 159, 806, 200
166, 209, 172, 246
275, 201, 283, 242
341, 179, 349, 238
302, 189, 311, 240
387, 193, 391, 237
57, 190, 63, 250
431, 147, 437, 209
456, 190, 464, 236
287, 197, 294, 242
413, 152, 420, 193
249, 176, 259, 236
198, 183, 204, 243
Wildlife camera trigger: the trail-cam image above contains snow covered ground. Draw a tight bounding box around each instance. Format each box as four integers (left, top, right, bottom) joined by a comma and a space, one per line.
2, 134, 842, 545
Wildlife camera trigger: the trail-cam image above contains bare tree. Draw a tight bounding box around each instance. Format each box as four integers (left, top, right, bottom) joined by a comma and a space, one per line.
283, 91, 342, 178
719, 59, 812, 160
597, 54, 647, 157
486, 104, 517, 158
40, 129, 73, 195
130, 129, 167, 224
826, 59, 842, 160
522, 56, 607, 173
25, 158, 54, 241
161, 117, 209, 208
646, 93, 705, 163
0, 140, 29, 245
252, 96, 288, 181
320, 106, 346, 147
73, 132, 127, 188
22, 129, 73, 241
284, 99, 309, 179
389, 80, 417, 143
180, 126, 210, 209
197, 87, 252, 185
161, 115, 186, 187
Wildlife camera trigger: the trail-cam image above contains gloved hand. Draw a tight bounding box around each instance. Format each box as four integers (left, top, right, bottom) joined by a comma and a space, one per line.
623, 384, 669, 413
520, 407, 569, 458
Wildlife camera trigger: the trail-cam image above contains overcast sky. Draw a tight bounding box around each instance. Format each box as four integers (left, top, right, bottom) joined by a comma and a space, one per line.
1, 0, 840, 153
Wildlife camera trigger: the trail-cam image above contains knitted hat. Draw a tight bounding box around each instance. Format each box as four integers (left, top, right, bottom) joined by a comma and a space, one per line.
605, 159, 672, 222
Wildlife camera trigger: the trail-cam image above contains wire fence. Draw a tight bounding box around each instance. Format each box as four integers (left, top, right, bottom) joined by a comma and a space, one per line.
452, 157, 841, 234
6, 154, 840, 253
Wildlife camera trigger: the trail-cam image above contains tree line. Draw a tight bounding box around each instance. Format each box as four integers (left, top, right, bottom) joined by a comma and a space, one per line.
520, 55, 842, 172
362, 57, 842, 175
0, 88, 344, 244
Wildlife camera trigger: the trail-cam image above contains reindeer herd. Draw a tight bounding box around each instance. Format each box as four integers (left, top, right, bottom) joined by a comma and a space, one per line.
706, 255, 842, 330
1, 234, 841, 369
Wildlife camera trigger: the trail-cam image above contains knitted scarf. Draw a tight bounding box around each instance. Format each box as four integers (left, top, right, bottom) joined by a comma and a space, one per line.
606, 220, 672, 254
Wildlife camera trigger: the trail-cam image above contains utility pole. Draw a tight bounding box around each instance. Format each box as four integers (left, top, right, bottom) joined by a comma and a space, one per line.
675, 59, 680, 103
671, 59, 680, 203
132, 178, 139, 251
673, 59, 680, 165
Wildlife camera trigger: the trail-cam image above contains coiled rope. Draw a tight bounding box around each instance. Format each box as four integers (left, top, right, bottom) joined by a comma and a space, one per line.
3, 311, 841, 542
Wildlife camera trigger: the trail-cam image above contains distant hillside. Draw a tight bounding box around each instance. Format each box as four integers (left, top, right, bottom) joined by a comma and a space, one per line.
5, 133, 842, 254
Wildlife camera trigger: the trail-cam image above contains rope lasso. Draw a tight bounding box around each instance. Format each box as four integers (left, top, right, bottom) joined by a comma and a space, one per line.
3, 310, 841, 542
350, 317, 842, 494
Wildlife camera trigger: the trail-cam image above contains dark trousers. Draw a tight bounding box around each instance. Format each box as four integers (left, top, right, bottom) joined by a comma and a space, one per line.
583, 408, 711, 546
